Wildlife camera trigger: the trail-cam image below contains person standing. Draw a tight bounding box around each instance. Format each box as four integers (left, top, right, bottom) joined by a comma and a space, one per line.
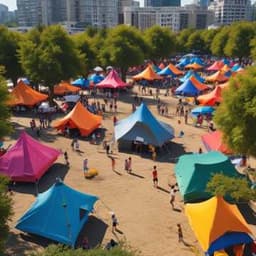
127, 157, 132, 173
152, 165, 158, 188
83, 159, 88, 178
111, 213, 118, 233
64, 151, 69, 166
170, 185, 176, 210
177, 224, 184, 243
124, 159, 128, 172
109, 156, 116, 171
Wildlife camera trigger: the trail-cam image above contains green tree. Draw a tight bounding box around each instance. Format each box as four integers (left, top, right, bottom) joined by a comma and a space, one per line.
0, 68, 12, 138
201, 29, 219, 54
224, 22, 255, 60
0, 175, 13, 254
206, 173, 255, 202
30, 244, 138, 256
214, 66, 256, 156
19, 25, 85, 103
185, 30, 205, 54
143, 25, 176, 60
210, 26, 230, 57
99, 25, 148, 80
176, 28, 195, 53
0, 26, 23, 85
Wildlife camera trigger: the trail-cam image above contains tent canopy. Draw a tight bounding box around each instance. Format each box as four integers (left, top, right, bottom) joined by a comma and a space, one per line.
16, 181, 98, 246
197, 86, 224, 106
114, 103, 174, 147
202, 130, 232, 154
96, 69, 128, 89
158, 63, 183, 76
88, 73, 105, 84
205, 71, 229, 83
185, 196, 253, 255
0, 131, 60, 182
179, 70, 205, 83
72, 78, 89, 88
52, 102, 102, 136
207, 61, 224, 71
8, 81, 48, 107
175, 151, 241, 202
133, 65, 163, 81
185, 63, 204, 70
54, 82, 80, 96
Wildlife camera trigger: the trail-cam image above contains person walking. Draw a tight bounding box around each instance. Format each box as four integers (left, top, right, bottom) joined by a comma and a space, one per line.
170, 185, 176, 210
152, 165, 158, 188
83, 158, 88, 178
64, 151, 69, 166
177, 224, 184, 243
111, 213, 118, 233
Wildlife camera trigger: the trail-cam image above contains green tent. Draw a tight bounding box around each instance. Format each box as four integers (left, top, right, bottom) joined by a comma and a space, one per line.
175, 151, 242, 203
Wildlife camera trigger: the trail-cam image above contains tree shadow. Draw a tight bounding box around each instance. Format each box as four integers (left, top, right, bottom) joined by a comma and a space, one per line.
128, 172, 144, 179
76, 215, 108, 248
237, 203, 256, 225
10, 163, 69, 195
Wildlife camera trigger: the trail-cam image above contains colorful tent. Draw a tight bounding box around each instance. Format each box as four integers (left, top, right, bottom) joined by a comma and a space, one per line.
96, 69, 128, 89
197, 86, 223, 106
158, 63, 165, 69
114, 103, 174, 147
88, 73, 105, 84
177, 57, 190, 68
8, 81, 48, 107
175, 151, 241, 202
0, 131, 60, 182
52, 101, 102, 136
185, 196, 253, 255
185, 63, 204, 70
175, 76, 208, 96
72, 78, 89, 88
190, 57, 205, 66
221, 64, 231, 73
191, 106, 215, 116
54, 82, 80, 96
231, 64, 242, 72
152, 64, 161, 73
16, 181, 98, 247
207, 61, 224, 71
205, 71, 229, 83
132, 65, 163, 81
179, 70, 205, 83
158, 63, 183, 76
202, 130, 232, 154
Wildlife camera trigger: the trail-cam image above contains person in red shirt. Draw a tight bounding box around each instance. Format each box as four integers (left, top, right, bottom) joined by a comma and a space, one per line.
152, 165, 158, 188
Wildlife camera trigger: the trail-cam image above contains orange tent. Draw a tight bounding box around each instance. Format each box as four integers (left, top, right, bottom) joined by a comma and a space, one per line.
158, 63, 165, 69
54, 82, 80, 96
190, 76, 209, 91
167, 63, 183, 75
8, 81, 48, 107
52, 102, 102, 136
185, 63, 203, 70
197, 86, 224, 106
205, 71, 229, 83
132, 65, 163, 81
221, 64, 230, 72
185, 196, 253, 255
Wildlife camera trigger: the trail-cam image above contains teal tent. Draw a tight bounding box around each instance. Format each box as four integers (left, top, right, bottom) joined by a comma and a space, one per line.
16, 181, 98, 247
175, 151, 241, 203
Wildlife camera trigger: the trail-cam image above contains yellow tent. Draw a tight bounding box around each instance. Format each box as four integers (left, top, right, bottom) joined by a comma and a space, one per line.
185, 196, 253, 255
132, 65, 163, 81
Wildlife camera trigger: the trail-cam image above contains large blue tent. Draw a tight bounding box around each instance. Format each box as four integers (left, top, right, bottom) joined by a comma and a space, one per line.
88, 74, 104, 84
114, 103, 174, 147
190, 57, 204, 66
157, 66, 176, 76
16, 181, 98, 247
72, 78, 89, 88
179, 70, 205, 83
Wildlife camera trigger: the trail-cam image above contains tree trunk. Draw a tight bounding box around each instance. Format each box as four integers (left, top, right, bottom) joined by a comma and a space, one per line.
121, 67, 127, 82
48, 85, 54, 107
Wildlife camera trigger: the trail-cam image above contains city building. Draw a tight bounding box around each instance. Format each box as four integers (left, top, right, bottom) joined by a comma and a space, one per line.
118, 0, 139, 23
144, 0, 181, 7
0, 4, 8, 24
124, 4, 214, 31
209, 0, 252, 25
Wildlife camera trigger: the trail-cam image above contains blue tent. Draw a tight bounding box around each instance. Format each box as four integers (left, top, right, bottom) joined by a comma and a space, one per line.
114, 103, 174, 147
222, 58, 230, 65
190, 57, 204, 66
191, 106, 215, 116
177, 57, 190, 68
88, 74, 104, 84
152, 64, 161, 73
175, 79, 202, 96
16, 181, 98, 247
179, 71, 205, 83
231, 64, 241, 72
157, 66, 176, 76
72, 78, 89, 88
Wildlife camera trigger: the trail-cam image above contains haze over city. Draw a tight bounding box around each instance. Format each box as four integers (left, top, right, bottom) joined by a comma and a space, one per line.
1, 0, 194, 11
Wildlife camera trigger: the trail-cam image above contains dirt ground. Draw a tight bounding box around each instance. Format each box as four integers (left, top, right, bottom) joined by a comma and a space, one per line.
4, 85, 256, 256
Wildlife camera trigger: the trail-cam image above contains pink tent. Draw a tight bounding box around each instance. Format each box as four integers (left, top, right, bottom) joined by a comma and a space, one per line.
96, 69, 128, 89
0, 131, 61, 182
207, 61, 224, 71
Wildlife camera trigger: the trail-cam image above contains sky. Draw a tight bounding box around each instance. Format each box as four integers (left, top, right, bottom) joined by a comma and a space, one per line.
1, 0, 194, 11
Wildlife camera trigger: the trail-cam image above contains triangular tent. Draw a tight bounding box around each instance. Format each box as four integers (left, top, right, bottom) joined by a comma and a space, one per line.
8, 81, 48, 107
201, 130, 232, 154
0, 131, 60, 182
175, 76, 208, 96
190, 57, 205, 66
114, 103, 174, 147
52, 102, 102, 136
158, 63, 183, 76
16, 181, 98, 247
197, 86, 224, 106
158, 63, 165, 69
54, 82, 80, 96
221, 64, 231, 73
132, 65, 163, 81
185, 196, 253, 255
207, 61, 224, 71
185, 63, 203, 70
175, 151, 241, 202
205, 71, 229, 83
179, 70, 205, 83
96, 69, 128, 89
72, 78, 89, 88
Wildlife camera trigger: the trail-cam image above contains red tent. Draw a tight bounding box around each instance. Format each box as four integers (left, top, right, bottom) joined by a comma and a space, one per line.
0, 131, 60, 182
201, 130, 232, 154
197, 85, 224, 106
96, 69, 128, 89
207, 61, 224, 71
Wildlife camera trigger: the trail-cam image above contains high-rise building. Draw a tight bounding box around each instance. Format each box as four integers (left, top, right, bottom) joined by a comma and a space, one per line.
209, 0, 252, 25
0, 4, 8, 24
144, 0, 181, 7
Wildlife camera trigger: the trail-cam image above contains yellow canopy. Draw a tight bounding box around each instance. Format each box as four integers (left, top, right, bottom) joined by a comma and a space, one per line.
214, 250, 229, 256
185, 196, 252, 253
